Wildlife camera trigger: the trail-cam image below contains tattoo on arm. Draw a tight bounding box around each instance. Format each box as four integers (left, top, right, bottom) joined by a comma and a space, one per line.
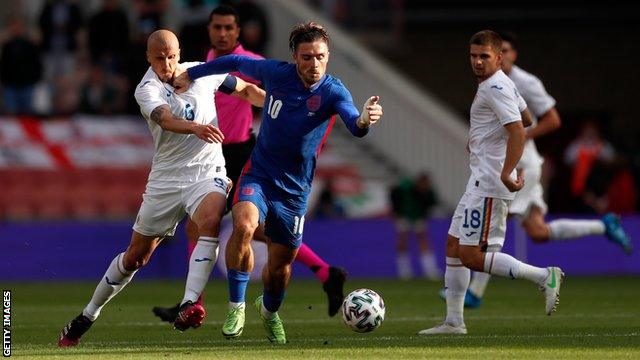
150, 105, 170, 125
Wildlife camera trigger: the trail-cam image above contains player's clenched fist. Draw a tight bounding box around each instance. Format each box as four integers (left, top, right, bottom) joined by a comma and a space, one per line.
357, 96, 383, 128
194, 124, 225, 143
501, 168, 525, 192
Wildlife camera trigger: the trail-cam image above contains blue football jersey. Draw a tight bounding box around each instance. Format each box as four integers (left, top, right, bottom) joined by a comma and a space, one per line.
189, 55, 369, 195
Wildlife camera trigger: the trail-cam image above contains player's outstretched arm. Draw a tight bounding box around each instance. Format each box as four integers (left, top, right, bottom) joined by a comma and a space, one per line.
231, 77, 266, 108
501, 121, 526, 192
175, 55, 270, 93
149, 105, 224, 143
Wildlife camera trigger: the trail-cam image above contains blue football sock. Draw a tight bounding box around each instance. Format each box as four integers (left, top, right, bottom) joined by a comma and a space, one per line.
227, 269, 250, 303
263, 288, 285, 313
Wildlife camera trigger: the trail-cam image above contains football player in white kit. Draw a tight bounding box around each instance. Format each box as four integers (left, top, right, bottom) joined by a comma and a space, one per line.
57, 30, 265, 347
462, 32, 633, 309
419, 30, 563, 335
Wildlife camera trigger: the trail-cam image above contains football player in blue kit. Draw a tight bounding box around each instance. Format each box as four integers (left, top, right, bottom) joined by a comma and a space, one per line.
174, 22, 383, 344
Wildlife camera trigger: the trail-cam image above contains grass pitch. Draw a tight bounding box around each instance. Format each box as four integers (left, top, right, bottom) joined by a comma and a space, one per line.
7, 276, 640, 359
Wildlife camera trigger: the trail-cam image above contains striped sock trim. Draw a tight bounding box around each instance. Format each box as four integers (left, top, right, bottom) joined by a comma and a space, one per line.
198, 236, 220, 244
485, 252, 496, 273
116, 253, 134, 276
446, 257, 463, 267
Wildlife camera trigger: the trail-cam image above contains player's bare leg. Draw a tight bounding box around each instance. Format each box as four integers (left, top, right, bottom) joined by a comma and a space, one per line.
185, 218, 200, 259
268, 225, 345, 315
459, 243, 563, 316
465, 205, 630, 310
238, 221, 347, 317
227, 201, 259, 273
462, 244, 502, 308
525, 207, 632, 254
421, 234, 563, 335
173, 192, 226, 331
222, 201, 259, 338
59, 232, 163, 347
521, 206, 552, 243
157, 210, 347, 321
462, 207, 562, 309
256, 242, 298, 344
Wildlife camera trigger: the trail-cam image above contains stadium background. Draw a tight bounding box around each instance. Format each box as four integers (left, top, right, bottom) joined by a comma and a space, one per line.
2, 1, 639, 358
1, 0, 638, 280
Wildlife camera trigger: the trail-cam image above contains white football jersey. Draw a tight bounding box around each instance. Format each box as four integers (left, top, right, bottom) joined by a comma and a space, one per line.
508, 65, 556, 169
466, 70, 527, 200
134, 62, 229, 182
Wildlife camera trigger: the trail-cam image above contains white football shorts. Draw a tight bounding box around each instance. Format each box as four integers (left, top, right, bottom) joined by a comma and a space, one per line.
133, 173, 231, 237
448, 192, 510, 247
509, 164, 547, 217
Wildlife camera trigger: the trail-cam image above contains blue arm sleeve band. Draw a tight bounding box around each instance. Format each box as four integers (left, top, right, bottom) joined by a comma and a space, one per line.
335, 100, 369, 138
188, 55, 241, 80
218, 75, 237, 94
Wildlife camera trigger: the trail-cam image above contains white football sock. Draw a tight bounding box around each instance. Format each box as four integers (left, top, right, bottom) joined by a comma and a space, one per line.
484, 252, 548, 285
420, 251, 442, 279
396, 252, 412, 279
444, 257, 470, 327
229, 302, 245, 309
468, 245, 501, 297
468, 272, 492, 298
548, 219, 605, 241
83, 252, 137, 321
181, 237, 219, 305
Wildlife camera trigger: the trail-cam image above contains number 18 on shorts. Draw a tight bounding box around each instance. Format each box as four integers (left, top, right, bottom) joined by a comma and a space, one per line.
448, 193, 510, 247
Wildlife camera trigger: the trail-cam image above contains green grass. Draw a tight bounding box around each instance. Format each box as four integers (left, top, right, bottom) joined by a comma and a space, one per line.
7, 277, 640, 359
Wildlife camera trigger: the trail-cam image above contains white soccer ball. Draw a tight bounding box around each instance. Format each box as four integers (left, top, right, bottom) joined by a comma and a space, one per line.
341, 288, 385, 333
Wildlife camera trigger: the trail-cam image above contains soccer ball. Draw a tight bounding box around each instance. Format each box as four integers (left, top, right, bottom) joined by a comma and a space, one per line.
341, 288, 385, 333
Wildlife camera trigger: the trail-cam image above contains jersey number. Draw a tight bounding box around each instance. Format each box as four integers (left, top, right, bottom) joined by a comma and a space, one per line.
213, 177, 226, 190
267, 95, 283, 119
184, 103, 195, 121
462, 209, 481, 229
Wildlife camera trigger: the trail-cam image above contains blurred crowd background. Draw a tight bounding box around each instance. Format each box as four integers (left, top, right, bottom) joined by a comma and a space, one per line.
0, 0, 638, 221
0, 0, 268, 117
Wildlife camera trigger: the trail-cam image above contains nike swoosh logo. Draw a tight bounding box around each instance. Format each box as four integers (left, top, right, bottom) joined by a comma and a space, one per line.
194, 258, 213, 262
105, 276, 121, 285
546, 270, 556, 288
491, 85, 504, 90
465, 231, 477, 237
